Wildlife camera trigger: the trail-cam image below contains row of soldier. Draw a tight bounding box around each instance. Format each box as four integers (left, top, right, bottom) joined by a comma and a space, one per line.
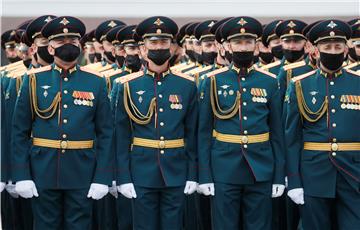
0, 15, 359, 230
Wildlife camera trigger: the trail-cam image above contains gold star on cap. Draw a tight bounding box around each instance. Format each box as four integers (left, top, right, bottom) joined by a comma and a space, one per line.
60, 18, 70, 26
287, 21, 297, 28
237, 18, 247, 26
327, 21, 337, 29
154, 18, 164, 26
44, 16, 52, 23
208, 21, 215, 28
108, 21, 117, 28
10, 30, 16, 36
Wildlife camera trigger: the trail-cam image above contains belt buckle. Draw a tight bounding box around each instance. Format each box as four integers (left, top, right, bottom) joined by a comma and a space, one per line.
331, 143, 338, 151
60, 140, 68, 149
241, 136, 248, 144
159, 140, 166, 149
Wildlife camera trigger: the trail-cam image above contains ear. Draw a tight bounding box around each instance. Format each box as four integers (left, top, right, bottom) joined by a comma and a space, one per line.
111, 48, 115, 57
314, 47, 320, 59
344, 45, 349, 57
48, 44, 55, 56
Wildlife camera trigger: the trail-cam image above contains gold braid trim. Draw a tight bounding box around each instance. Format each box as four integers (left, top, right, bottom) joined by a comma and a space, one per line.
210, 76, 241, 120
123, 82, 156, 125
286, 69, 292, 89
29, 74, 61, 120
16, 76, 23, 94
105, 77, 112, 94
295, 81, 328, 123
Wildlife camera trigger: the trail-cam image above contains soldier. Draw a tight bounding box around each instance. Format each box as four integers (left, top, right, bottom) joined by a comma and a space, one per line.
114, 16, 198, 230
1, 29, 22, 64
197, 16, 285, 230
11, 16, 113, 229
285, 19, 360, 230
345, 19, 360, 71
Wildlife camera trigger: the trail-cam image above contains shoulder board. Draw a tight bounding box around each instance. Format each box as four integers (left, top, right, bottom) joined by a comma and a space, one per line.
98, 65, 114, 73
344, 62, 359, 70
184, 66, 202, 75
345, 68, 360, 77
118, 71, 144, 84
176, 63, 196, 72
172, 71, 195, 82
260, 60, 281, 70
206, 66, 229, 78
170, 62, 187, 70
291, 69, 317, 82
283, 60, 306, 71
84, 62, 103, 70
80, 66, 103, 77
254, 66, 277, 78
196, 65, 213, 75
27, 65, 52, 75
106, 68, 123, 78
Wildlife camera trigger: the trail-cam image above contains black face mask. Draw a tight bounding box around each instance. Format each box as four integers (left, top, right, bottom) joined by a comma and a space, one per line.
23, 59, 32, 68
232, 51, 254, 68
88, 53, 95, 63
37, 46, 54, 64
259, 52, 274, 64
201, 51, 217, 65
348, 47, 358, 61
225, 51, 233, 63
283, 48, 304, 63
54, 43, 81, 62
8, 56, 21, 63
115, 55, 125, 67
104, 51, 116, 63
320, 52, 344, 71
147, 49, 171, 65
186, 50, 196, 62
125, 55, 141, 71
271, 45, 283, 59
169, 54, 179, 66
194, 52, 203, 64
95, 53, 102, 62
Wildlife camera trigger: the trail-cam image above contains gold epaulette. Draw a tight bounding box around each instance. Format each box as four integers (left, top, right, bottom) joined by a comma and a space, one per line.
119, 71, 144, 84
254, 66, 277, 79
84, 62, 103, 70
174, 63, 196, 72
0, 60, 24, 71
291, 69, 317, 82
283, 60, 306, 71
80, 66, 103, 77
344, 61, 359, 70
98, 64, 114, 73
172, 70, 195, 82
105, 68, 123, 78
260, 60, 281, 70
170, 62, 187, 71
345, 68, 360, 77
27, 65, 52, 75
206, 66, 229, 78
190, 65, 214, 76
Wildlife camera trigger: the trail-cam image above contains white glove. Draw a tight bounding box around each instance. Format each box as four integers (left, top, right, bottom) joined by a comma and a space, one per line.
109, 181, 118, 198
117, 183, 137, 199
198, 183, 215, 196
272, 184, 285, 198
6, 182, 19, 198
15, 180, 38, 199
287, 188, 305, 205
0, 182, 6, 193
87, 183, 109, 200
184, 181, 198, 195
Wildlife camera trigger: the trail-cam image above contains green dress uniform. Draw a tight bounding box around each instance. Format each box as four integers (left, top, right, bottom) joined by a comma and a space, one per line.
115, 16, 198, 230
198, 17, 285, 230
285, 20, 360, 230
12, 17, 114, 230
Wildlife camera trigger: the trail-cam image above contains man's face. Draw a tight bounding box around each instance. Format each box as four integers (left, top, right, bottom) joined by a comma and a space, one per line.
144, 38, 171, 53
124, 45, 140, 56
268, 38, 281, 49
317, 40, 347, 55
93, 41, 104, 55
17, 43, 30, 60
33, 37, 50, 53
184, 38, 194, 51
258, 41, 270, 53
114, 45, 125, 57
201, 40, 217, 53
193, 39, 202, 55
229, 37, 256, 53
354, 42, 360, 57
102, 40, 114, 53
5, 46, 18, 59
281, 38, 306, 51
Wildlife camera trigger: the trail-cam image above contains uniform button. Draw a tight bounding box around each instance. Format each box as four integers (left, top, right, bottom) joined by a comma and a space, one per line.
332, 123, 336, 127
157, 82, 162, 86
243, 144, 248, 149
333, 138, 337, 142
160, 136, 164, 140
243, 88, 247, 92
62, 134, 67, 138
61, 150, 66, 153
330, 81, 334, 85
63, 104, 68, 109
160, 150, 165, 154
160, 122, 164, 126
331, 109, 336, 113
331, 95, 335, 99
63, 119, 68, 124
241, 77, 245, 81
243, 116, 248, 120
159, 108, 164, 112
64, 78, 69, 82
159, 94, 163, 98
243, 102, 247, 106
64, 90, 68, 94
244, 130, 248, 134
332, 152, 336, 157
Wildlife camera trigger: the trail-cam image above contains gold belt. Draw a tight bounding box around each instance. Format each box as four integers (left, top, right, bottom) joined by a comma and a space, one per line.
304, 142, 360, 151
213, 130, 269, 144
132, 137, 184, 149
33, 138, 94, 149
